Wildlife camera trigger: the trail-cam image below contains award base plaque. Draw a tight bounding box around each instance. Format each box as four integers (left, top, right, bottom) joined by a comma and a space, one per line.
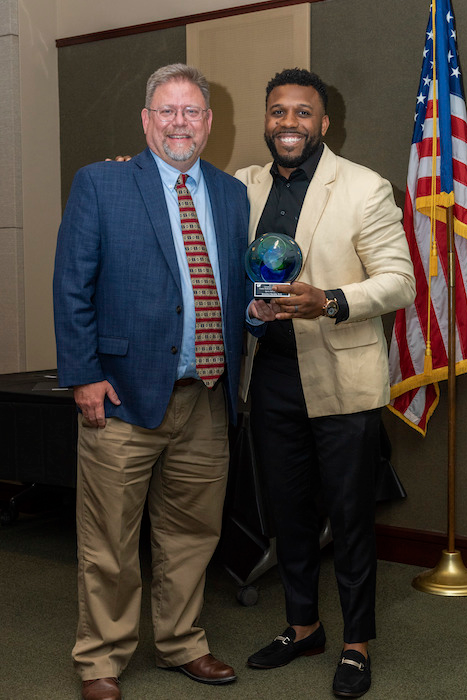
254, 282, 291, 299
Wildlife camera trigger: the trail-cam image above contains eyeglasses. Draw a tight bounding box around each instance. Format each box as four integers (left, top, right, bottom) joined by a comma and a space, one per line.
146, 106, 208, 122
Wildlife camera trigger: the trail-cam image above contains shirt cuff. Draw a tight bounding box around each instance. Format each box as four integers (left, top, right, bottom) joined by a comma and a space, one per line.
325, 288, 349, 323
246, 301, 265, 326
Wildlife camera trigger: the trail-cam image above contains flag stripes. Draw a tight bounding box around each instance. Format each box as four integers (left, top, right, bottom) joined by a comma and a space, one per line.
388, 0, 467, 434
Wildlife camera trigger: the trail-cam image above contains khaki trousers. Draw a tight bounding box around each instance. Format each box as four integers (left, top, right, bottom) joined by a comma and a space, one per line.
72, 381, 229, 680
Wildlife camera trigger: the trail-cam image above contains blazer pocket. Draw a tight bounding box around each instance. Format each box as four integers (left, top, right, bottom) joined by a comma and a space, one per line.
97, 336, 129, 356
326, 321, 378, 350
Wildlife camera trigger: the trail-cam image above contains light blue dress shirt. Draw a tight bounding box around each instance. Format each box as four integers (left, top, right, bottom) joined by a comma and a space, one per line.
150, 151, 223, 379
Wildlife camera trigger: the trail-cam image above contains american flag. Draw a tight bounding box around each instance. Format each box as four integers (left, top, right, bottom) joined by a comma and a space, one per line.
388, 0, 467, 435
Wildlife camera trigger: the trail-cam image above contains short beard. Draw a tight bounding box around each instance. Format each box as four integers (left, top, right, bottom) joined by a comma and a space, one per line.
264, 132, 322, 169
163, 140, 196, 163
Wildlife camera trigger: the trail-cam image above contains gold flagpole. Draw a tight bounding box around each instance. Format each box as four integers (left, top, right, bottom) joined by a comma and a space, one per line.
412, 206, 467, 595
412, 0, 467, 596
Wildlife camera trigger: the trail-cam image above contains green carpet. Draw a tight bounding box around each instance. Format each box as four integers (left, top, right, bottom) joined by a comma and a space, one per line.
1, 509, 467, 699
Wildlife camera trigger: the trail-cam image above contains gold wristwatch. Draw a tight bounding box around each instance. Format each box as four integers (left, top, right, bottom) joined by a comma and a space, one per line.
322, 296, 339, 318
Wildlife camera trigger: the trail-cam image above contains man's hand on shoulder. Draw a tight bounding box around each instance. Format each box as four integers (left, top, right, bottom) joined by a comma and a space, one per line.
104, 155, 133, 161
73, 380, 121, 428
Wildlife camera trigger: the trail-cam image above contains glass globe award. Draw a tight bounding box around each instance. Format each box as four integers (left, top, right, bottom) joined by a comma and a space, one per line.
245, 232, 303, 298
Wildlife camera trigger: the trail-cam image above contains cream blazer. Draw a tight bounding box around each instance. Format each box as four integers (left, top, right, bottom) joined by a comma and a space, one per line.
236, 144, 416, 418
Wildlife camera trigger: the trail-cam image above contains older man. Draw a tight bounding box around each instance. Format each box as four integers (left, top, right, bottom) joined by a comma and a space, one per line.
53, 63, 249, 700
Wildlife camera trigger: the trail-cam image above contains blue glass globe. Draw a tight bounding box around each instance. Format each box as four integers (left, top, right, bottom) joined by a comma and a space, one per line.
245, 233, 303, 283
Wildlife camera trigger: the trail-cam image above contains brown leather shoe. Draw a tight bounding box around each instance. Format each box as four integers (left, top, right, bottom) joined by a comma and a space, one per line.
177, 653, 237, 685
81, 677, 121, 700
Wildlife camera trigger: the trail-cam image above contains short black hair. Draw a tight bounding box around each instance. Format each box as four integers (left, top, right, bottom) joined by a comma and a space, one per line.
265, 68, 328, 113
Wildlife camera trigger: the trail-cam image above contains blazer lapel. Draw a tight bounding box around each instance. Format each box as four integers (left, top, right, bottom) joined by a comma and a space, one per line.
133, 148, 181, 292
245, 166, 274, 243
295, 145, 336, 270
201, 161, 230, 308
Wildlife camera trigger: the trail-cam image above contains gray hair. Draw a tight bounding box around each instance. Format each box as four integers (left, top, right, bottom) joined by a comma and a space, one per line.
145, 63, 210, 109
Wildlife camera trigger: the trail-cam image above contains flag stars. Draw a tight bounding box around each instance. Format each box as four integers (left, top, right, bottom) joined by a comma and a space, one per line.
451, 66, 461, 78
417, 92, 427, 104
446, 10, 453, 23
423, 76, 431, 87
447, 50, 454, 62
427, 30, 433, 41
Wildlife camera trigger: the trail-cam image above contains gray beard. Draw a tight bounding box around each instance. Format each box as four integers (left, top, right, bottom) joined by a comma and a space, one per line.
163, 141, 196, 162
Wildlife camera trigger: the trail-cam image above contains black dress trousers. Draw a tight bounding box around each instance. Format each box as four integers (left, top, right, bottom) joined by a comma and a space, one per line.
250, 345, 380, 643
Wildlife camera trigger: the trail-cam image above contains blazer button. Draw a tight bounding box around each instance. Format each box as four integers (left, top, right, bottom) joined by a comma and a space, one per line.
171, 346, 178, 354
176, 305, 182, 314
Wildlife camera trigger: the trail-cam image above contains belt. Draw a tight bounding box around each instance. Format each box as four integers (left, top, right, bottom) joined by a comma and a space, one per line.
174, 373, 226, 389
174, 377, 198, 388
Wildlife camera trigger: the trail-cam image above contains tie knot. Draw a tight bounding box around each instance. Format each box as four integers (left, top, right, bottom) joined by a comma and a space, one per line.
177, 173, 188, 188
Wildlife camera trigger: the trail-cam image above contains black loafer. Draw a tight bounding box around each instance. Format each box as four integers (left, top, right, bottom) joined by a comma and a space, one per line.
332, 650, 371, 698
247, 624, 325, 669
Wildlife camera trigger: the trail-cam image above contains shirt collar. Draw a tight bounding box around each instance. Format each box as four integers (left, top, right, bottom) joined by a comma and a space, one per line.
271, 142, 324, 182
150, 150, 202, 192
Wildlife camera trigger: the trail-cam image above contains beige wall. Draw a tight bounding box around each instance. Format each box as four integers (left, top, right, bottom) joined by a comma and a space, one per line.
19, 0, 61, 371
187, 4, 311, 175
0, 0, 24, 373
56, 0, 264, 38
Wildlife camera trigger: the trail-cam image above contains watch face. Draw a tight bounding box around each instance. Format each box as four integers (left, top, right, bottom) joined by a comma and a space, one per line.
325, 300, 339, 317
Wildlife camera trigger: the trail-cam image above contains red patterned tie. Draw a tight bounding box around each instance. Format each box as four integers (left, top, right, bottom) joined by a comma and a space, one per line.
175, 173, 224, 388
